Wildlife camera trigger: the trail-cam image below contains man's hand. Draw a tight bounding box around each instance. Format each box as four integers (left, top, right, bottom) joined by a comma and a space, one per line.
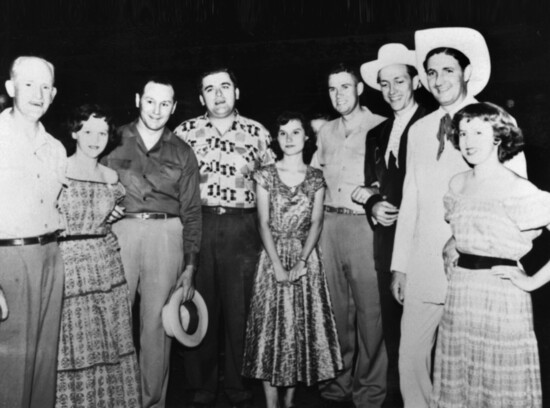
372, 201, 399, 226
351, 186, 371, 205
176, 266, 195, 302
0, 286, 8, 322
106, 205, 125, 224
391, 271, 406, 305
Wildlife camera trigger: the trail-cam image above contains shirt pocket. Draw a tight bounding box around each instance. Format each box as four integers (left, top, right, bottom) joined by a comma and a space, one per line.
157, 162, 183, 197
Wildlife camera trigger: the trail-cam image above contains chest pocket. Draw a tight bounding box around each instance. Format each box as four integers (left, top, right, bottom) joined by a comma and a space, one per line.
155, 162, 182, 197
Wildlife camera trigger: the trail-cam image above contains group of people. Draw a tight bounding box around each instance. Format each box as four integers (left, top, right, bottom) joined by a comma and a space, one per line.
1, 25, 549, 408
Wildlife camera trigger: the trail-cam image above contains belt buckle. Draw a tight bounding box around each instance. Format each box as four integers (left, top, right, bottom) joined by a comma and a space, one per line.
138, 213, 150, 220
37, 234, 51, 245
215, 207, 226, 215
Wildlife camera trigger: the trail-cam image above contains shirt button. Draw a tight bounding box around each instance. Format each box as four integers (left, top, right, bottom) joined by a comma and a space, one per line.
338, 188, 341, 192
143, 174, 147, 179
40, 199, 44, 204
143, 197, 148, 201
37, 174, 40, 179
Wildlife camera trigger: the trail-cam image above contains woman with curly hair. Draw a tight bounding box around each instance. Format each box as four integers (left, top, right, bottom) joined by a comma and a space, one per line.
430, 102, 546, 407
55, 104, 141, 408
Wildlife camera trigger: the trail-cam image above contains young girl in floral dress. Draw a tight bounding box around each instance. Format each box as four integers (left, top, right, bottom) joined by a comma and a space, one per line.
242, 112, 342, 408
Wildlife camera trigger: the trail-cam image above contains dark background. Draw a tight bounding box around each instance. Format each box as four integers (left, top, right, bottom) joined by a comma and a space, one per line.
4, 1, 550, 406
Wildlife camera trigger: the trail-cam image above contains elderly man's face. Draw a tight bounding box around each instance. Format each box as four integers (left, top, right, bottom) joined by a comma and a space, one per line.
328, 72, 363, 117
6, 58, 56, 122
378, 64, 418, 113
200, 72, 239, 119
426, 52, 469, 108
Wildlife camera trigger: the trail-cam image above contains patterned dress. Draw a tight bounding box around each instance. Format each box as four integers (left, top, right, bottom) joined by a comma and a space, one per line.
55, 179, 141, 408
430, 189, 550, 408
242, 164, 343, 387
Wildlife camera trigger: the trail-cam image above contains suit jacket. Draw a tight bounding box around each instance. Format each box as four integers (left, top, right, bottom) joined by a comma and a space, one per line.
364, 105, 429, 272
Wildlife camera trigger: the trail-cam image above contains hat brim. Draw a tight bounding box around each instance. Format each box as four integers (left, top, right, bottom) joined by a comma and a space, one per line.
162, 288, 208, 347
360, 50, 416, 90
415, 27, 491, 96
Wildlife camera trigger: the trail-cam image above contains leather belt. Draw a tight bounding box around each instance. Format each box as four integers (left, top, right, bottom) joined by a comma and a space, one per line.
59, 234, 107, 242
324, 205, 364, 216
457, 251, 517, 269
201, 206, 256, 215
125, 212, 178, 220
0, 232, 58, 247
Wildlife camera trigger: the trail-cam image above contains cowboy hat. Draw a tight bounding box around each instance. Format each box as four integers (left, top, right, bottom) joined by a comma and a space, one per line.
360, 43, 417, 90
162, 288, 208, 347
415, 27, 491, 96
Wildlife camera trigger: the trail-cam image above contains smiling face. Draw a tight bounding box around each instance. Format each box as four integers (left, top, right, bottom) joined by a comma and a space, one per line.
328, 71, 363, 116
378, 64, 418, 113
458, 117, 498, 166
73, 115, 110, 159
5, 57, 56, 122
426, 52, 470, 109
135, 81, 176, 132
199, 72, 239, 119
277, 119, 308, 158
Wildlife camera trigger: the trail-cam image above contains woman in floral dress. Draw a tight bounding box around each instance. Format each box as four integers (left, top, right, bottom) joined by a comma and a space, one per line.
430, 102, 550, 408
242, 112, 342, 408
55, 104, 141, 407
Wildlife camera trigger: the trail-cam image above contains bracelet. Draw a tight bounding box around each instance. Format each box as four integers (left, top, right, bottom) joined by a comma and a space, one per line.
299, 256, 308, 263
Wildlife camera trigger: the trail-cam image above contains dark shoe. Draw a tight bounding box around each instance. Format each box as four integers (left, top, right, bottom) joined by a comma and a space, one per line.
320, 398, 354, 408
232, 399, 255, 408
188, 402, 215, 408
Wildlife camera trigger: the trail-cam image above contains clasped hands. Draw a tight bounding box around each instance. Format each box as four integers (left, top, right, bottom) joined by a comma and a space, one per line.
274, 261, 307, 284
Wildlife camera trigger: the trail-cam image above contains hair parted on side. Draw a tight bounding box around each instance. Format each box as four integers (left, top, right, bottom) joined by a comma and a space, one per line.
66, 103, 118, 156
271, 111, 317, 164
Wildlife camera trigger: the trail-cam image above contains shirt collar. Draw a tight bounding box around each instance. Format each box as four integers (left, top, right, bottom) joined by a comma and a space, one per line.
437, 95, 477, 119
393, 101, 418, 122
0, 108, 49, 150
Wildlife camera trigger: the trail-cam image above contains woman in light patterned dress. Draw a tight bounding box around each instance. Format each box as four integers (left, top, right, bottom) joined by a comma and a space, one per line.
55, 104, 141, 408
430, 102, 550, 408
242, 112, 342, 408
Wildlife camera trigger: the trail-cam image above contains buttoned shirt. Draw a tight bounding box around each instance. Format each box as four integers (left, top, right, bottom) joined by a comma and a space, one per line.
0, 108, 67, 238
174, 112, 274, 208
385, 102, 418, 168
391, 96, 527, 303
311, 107, 386, 213
103, 122, 202, 259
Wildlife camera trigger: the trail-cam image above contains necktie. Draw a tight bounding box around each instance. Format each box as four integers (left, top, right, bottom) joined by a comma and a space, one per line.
436, 113, 452, 160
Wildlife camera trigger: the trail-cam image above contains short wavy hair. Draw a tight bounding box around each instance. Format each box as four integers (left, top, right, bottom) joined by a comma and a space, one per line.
66, 104, 118, 156
451, 102, 523, 163
271, 111, 317, 164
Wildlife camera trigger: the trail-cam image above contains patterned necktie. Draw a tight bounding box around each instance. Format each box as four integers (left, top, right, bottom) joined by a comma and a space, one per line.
436, 113, 452, 160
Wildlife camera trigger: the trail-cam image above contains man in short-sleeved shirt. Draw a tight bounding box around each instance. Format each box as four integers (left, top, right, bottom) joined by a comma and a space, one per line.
174, 68, 273, 408
0, 56, 66, 408
312, 63, 387, 408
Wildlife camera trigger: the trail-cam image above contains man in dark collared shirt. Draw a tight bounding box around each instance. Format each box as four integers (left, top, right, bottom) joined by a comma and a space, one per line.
174, 68, 273, 408
104, 76, 201, 408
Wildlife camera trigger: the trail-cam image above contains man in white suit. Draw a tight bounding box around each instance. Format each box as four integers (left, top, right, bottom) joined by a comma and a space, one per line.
391, 27, 526, 408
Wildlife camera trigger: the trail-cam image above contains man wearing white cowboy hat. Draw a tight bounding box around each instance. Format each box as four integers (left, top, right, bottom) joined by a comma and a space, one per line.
352, 43, 430, 402
312, 63, 387, 408
390, 27, 527, 407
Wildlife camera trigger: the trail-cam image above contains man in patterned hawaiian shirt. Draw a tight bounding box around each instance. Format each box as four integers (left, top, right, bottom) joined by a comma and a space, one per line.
174, 67, 274, 408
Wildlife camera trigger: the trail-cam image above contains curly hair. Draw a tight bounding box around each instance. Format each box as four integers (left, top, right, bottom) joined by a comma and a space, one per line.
271, 111, 317, 164
66, 104, 118, 157
451, 102, 524, 163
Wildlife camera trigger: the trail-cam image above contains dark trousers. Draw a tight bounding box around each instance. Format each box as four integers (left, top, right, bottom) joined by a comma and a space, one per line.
0, 242, 64, 408
184, 212, 260, 405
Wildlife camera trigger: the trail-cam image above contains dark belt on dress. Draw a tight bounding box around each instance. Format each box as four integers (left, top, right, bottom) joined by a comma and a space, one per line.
201, 206, 256, 215
125, 212, 178, 220
324, 205, 364, 216
0, 231, 58, 247
457, 251, 517, 269
59, 234, 107, 242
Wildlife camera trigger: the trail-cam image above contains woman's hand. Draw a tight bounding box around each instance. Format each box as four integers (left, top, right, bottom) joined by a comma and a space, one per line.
273, 265, 290, 283
491, 266, 539, 292
289, 260, 307, 282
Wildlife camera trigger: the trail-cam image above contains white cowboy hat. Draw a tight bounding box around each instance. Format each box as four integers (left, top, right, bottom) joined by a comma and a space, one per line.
360, 43, 417, 90
162, 288, 208, 347
415, 27, 491, 96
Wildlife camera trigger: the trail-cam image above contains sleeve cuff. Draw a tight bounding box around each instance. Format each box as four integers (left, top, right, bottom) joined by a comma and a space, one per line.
184, 252, 199, 269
